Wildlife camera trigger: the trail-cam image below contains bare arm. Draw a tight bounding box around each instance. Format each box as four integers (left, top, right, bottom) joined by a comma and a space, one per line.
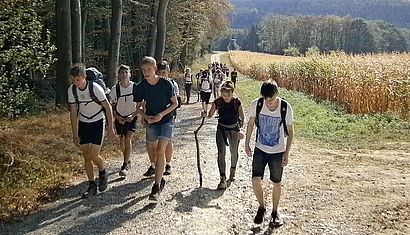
69, 103, 79, 147
245, 116, 255, 157
201, 102, 216, 118
282, 124, 294, 167
101, 100, 115, 138
238, 105, 245, 128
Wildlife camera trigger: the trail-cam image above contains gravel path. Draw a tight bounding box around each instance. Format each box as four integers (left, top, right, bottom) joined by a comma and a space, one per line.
2, 54, 409, 234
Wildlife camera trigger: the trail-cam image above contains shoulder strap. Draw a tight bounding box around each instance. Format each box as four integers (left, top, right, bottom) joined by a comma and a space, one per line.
88, 81, 101, 105
255, 97, 264, 129
116, 83, 121, 99
72, 85, 79, 104
281, 99, 289, 136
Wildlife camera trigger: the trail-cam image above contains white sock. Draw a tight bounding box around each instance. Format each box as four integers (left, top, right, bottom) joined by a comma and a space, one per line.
166, 162, 170, 166
151, 162, 155, 168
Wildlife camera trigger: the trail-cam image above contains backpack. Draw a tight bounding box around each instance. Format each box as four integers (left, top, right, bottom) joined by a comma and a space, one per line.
72, 81, 105, 120
113, 82, 138, 118
215, 97, 242, 127
169, 78, 182, 109
255, 97, 289, 137
85, 67, 111, 102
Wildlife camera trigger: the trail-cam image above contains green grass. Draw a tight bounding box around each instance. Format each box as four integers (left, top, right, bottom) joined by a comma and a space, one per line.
222, 53, 410, 150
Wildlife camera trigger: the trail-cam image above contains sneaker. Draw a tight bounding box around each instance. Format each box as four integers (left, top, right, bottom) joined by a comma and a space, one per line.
149, 184, 160, 201
270, 211, 284, 227
217, 176, 227, 189
119, 162, 131, 177
254, 207, 266, 224
229, 168, 236, 182
81, 181, 97, 199
163, 164, 171, 175
98, 170, 108, 191
159, 178, 165, 192
143, 166, 155, 177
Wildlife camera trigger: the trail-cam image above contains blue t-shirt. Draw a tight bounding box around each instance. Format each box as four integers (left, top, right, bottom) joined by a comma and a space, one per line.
134, 77, 175, 125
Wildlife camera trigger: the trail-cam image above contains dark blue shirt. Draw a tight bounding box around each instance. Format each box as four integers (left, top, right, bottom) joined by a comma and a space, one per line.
134, 77, 175, 125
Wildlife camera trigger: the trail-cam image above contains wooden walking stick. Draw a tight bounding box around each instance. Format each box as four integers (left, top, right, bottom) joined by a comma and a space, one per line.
194, 116, 205, 187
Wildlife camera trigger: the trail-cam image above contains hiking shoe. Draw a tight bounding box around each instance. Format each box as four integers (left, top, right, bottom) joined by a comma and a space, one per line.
149, 184, 160, 201
217, 176, 227, 189
119, 162, 131, 177
270, 211, 284, 227
159, 178, 165, 192
98, 170, 108, 191
143, 166, 155, 177
229, 168, 236, 182
81, 181, 97, 199
163, 164, 171, 175
254, 207, 266, 224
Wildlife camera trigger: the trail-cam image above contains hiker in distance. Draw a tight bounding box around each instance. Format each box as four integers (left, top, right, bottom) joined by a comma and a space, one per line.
68, 63, 115, 199
201, 81, 245, 189
142, 60, 180, 177
134, 56, 178, 201
245, 81, 294, 226
110, 64, 138, 177
183, 68, 193, 104
198, 69, 212, 113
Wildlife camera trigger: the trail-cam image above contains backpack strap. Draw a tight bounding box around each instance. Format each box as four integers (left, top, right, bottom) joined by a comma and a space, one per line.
116, 82, 121, 99
254, 97, 264, 129
280, 99, 289, 136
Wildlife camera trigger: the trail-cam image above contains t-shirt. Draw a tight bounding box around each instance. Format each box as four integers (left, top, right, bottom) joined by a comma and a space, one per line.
248, 97, 294, 154
110, 82, 136, 117
68, 82, 106, 123
214, 97, 241, 125
184, 73, 193, 84
134, 77, 175, 125
231, 71, 238, 79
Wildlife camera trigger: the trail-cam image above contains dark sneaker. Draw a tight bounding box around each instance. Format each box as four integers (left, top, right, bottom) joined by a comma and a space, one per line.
270, 211, 284, 227
98, 171, 108, 191
217, 177, 227, 189
81, 181, 97, 199
159, 178, 165, 192
119, 162, 131, 177
163, 164, 171, 175
149, 184, 160, 201
143, 166, 155, 177
254, 207, 266, 224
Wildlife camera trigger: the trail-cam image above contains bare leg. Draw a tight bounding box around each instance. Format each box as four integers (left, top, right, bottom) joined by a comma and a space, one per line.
154, 139, 169, 184
272, 182, 282, 212
252, 177, 264, 208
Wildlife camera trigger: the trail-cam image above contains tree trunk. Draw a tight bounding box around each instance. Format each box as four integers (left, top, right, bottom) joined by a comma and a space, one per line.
71, 0, 82, 63
146, 0, 158, 57
55, 0, 72, 105
106, 0, 123, 88
154, 0, 169, 62
81, 0, 87, 60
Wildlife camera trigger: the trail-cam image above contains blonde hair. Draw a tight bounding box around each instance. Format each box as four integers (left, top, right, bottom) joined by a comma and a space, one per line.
141, 56, 157, 67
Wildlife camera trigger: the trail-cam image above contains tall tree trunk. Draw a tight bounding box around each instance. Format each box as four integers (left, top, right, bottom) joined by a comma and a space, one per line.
55, 0, 72, 105
71, 0, 82, 63
81, 0, 87, 60
106, 0, 123, 88
146, 0, 158, 56
154, 0, 169, 62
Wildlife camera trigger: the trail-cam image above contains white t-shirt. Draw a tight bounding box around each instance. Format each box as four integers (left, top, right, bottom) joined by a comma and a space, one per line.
110, 82, 137, 117
248, 97, 294, 154
170, 79, 180, 96
68, 82, 106, 122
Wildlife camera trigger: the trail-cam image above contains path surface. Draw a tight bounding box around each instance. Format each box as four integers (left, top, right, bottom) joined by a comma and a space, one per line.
2, 54, 410, 235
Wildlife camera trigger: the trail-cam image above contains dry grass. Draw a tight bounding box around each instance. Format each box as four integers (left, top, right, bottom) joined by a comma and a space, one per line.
229, 51, 410, 119
0, 109, 142, 222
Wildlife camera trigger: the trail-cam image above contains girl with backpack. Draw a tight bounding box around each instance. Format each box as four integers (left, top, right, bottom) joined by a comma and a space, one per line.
201, 81, 245, 189
184, 68, 193, 104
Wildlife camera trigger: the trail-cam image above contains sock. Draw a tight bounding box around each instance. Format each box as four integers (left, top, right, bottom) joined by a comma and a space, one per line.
166, 162, 170, 166
99, 169, 106, 175
151, 162, 155, 168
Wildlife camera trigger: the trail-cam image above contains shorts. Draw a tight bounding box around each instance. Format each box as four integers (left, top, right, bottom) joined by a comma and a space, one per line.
78, 119, 104, 145
252, 147, 284, 183
146, 120, 174, 142
115, 117, 137, 136
200, 91, 211, 104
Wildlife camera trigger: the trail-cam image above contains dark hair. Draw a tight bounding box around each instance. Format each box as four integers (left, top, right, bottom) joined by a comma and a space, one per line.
260, 81, 278, 98
221, 81, 234, 93
70, 63, 86, 77
118, 64, 130, 73
157, 60, 169, 71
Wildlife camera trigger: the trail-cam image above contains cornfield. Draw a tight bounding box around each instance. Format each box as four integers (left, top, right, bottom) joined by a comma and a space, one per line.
229, 51, 410, 119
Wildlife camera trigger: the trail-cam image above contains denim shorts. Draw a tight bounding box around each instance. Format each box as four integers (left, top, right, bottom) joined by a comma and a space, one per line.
146, 120, 174, 142
252, 147, 284, 183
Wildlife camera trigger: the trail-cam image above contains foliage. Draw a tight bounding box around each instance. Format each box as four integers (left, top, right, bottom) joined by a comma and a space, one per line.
283, 43, 301, 56
229, 50, 410, 119
0, 0, 56, 118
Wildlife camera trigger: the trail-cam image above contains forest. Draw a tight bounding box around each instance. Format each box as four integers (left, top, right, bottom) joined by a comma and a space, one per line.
230, 0, 410, 29
0, 0, 231, 118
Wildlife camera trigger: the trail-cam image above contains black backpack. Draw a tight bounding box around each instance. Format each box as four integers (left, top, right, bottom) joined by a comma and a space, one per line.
85, 67, 111, 102
255, 97, 289, 137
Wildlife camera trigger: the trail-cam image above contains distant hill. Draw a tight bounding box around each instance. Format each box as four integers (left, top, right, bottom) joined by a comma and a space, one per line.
230, 0, 410, 29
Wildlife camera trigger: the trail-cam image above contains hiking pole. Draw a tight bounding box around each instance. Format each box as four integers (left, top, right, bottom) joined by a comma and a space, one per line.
194, 117, 205, 187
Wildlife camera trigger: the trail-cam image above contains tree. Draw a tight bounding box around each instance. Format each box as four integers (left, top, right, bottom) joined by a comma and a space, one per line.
71, 0, 82, 63
146, 0, 158, 57
154, 0, 170, 62
56, 0, 72, 105
106, 0, 123, 88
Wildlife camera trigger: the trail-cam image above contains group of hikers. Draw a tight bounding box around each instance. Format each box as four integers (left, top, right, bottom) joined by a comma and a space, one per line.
68, 56, 293, 226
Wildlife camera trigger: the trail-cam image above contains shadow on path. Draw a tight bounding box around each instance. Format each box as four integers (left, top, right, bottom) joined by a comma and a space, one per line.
169, 187, 225, 213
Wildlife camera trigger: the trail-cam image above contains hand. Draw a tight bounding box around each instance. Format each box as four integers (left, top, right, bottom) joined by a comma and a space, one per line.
147, 114, 161, 124
282, 152, 289, 167
73, 135, 80, 147
106, 127, 116, 140
201, 111, 207, 118
237, 130, 245, 140
125, 114, 134, 123
116, 116, 125, 125
245, 144, 252, 157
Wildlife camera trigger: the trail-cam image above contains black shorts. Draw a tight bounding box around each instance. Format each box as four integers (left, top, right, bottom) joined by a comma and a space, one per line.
115, 117, 137, 136
252, 147, 284, 183
78, 119, 104, 145
200, 91, 211, 104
